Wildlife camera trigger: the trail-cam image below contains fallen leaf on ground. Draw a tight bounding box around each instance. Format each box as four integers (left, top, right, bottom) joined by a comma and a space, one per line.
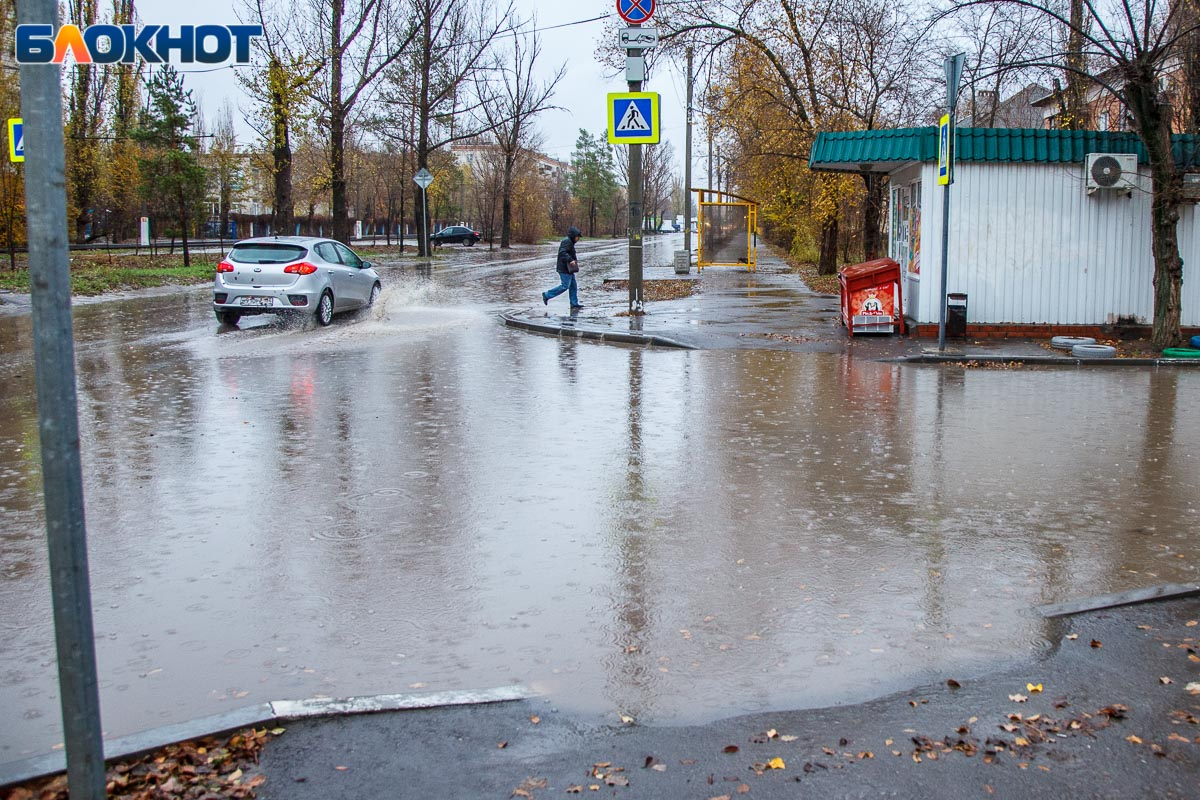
1009, 694, 1028, 703
1126, 735, 1143, 745
529, 715, 540, 724
1090, 640, 1103, 649
1066, 634, 1079, 640
947, 679, 961, 689
1160, 677, 1173, 685
1026, 683, 1043, 693
767, 757, 786, 769
723, 745, 739, 754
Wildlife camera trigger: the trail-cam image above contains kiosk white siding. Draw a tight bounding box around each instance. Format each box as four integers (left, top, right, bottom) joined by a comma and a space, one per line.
908, 161, 1200, 326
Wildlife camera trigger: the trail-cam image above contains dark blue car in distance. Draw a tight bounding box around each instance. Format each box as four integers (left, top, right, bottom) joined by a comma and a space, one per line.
430, 225, 481, 247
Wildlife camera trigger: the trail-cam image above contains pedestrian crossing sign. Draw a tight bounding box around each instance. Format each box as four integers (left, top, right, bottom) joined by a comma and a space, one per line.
7, 118, 22, 163
607, 92, 659, 145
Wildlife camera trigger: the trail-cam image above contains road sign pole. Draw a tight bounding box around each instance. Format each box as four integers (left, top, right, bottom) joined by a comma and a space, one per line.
413, 168, 434, 257
615, 0, 656, 313
938, 53, 965, 352
627, 32, 643, 313
17, 0, 106, 797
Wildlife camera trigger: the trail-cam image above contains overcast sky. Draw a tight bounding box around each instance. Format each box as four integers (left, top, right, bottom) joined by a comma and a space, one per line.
137, 0, 698, 180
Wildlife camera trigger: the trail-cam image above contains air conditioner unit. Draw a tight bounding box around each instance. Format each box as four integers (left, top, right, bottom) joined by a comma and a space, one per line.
1085, 153, 1138, 192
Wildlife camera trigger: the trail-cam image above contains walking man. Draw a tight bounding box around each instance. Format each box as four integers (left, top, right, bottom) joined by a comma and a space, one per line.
541, 226, 584, 310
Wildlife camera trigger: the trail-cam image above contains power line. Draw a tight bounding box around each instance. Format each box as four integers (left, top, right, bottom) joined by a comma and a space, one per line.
170, 12, 613, 76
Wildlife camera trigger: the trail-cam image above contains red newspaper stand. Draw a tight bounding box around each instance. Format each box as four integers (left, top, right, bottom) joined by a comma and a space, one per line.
839, 257, 905, 335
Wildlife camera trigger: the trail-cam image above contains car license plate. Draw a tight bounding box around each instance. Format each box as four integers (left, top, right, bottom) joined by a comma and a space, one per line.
239, 296, 273, 307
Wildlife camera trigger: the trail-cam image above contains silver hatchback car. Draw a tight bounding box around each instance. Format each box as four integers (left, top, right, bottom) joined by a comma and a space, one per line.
213, 236, 382, 326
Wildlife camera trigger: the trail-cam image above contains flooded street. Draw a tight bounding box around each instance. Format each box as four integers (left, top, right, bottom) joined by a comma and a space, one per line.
2, 238, 1199, 763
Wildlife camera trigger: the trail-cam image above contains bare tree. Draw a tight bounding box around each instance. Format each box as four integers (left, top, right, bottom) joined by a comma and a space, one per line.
66, 0, 107, 243
945, 1, 1045, 126
477, 24, 563, 248
239, 0, 323, 235
305, 0, 419, 243
379, 0, 514, 255
818, 0, 932, 259
208, 101, 243, 241
662, 0, 858, 272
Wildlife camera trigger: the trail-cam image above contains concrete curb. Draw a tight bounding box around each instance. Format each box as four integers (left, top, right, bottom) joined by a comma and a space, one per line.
500, 312, 696, 350
0, 684, 531, 789
1037, 583, 1200, 618
891, 353, 1200, 367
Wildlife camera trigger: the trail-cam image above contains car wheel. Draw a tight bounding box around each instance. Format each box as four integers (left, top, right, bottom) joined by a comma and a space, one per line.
368, 283, 381, 307
316, 291, 334, 326
216, 310, 241, 326
463, 237, 474, 246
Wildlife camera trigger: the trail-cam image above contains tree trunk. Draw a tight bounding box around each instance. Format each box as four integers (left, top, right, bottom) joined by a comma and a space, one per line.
179, 194, 191, 267
818, 214, 839, 276
1126, 76, 1184, 349
500, 151, 515, 249
270, 60, 294, 235
329, 0, 350, 244
1062, 0, 1088, 129
860, 172, 885, 261
331, 104, 349, 243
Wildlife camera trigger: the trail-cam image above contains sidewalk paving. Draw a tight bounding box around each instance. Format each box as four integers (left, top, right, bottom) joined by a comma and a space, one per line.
504, 250, 1196, 366
256, 596, 1200, 798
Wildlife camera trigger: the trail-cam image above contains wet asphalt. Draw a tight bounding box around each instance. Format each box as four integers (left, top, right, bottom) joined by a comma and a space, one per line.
257, 597, 1200, 799
2, 235, 1200, 796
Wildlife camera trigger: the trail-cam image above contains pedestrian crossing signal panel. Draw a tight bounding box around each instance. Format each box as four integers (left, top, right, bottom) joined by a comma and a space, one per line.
607, 92, 660, 145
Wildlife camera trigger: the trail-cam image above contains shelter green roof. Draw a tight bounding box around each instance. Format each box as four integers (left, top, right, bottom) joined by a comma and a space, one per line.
808, 127, 1200, 172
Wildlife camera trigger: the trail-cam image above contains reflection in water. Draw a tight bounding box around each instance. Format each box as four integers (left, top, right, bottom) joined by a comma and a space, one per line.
2, 285, 1200, 765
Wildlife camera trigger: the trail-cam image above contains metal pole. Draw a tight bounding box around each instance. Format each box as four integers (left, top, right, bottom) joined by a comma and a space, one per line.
937, 179, 950, 351
17, 1, 106, 797
683, 46, 693, 256
938, 53, 965, 352
422, 186, 429, 258
627, 34, 644, 313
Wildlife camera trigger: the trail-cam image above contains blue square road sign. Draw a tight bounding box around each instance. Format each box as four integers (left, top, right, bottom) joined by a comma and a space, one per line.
8, 119, 23, 163
607, 93, 660, 145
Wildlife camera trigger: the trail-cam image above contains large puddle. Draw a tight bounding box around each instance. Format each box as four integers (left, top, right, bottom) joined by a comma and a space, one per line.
1, 253, 1198, 763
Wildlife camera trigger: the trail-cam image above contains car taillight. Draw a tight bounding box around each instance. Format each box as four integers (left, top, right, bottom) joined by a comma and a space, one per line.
474, 231, 480, 237
284, 262, 319, 275
216, 261, 234, 273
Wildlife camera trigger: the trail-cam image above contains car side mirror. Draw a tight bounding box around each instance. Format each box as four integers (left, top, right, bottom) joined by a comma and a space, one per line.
360, 261, 372, 270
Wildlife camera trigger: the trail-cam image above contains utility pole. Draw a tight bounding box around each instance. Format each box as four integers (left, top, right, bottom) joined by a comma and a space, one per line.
17, 1, 106, 797
707, 119, 713, 191
683, 46, 693, 256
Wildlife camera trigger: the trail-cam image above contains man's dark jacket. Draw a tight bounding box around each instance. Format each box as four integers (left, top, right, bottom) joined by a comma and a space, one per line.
556, 229, 580, 273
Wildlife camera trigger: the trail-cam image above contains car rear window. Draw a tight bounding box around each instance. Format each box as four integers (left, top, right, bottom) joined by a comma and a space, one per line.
229, 243, 307, 264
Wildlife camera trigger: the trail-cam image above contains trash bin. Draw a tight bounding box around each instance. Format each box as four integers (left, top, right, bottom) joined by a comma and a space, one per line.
673, 249, 691, 274
838, 257, 905, 335
946, 292, 968, 338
